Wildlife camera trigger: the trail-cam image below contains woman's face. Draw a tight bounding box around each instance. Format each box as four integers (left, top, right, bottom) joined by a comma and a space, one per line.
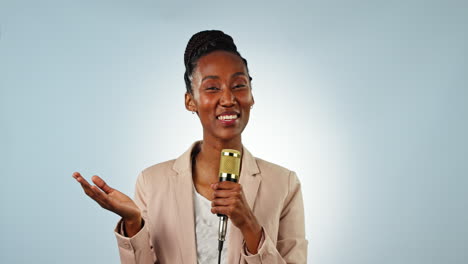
185, 50, 254, 142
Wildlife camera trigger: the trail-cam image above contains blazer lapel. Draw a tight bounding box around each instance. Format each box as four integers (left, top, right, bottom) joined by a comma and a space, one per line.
227, 145, 261, 264
172, 143, 198, 264
239, 146, 261, 210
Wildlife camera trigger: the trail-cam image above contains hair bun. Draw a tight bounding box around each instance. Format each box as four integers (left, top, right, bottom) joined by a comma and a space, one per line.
184, 30, 238, 67
183, 30, 250, 94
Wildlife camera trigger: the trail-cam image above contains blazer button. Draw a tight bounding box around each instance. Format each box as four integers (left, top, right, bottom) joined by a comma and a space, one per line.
122, 242, 131, 250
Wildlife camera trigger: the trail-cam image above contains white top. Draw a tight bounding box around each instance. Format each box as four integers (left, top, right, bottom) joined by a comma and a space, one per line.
193, 183, 230, 264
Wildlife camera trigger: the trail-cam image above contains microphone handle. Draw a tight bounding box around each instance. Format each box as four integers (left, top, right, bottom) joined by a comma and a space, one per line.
217, 177, 238, 217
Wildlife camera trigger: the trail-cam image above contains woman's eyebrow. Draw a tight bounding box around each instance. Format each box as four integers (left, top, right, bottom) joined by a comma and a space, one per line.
201, 72, 247, 82
202, 75, 219, 82
231, 72, 247, 78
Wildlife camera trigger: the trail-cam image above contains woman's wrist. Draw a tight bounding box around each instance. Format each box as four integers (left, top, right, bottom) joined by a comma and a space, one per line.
123, 215, 143, 237
240, 217, 262, 254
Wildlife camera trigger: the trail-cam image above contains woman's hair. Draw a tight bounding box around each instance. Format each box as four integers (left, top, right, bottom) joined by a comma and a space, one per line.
183, 30, 252, 94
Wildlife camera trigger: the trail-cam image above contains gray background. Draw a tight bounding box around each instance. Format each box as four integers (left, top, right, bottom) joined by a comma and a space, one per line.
1, 0, 467, 263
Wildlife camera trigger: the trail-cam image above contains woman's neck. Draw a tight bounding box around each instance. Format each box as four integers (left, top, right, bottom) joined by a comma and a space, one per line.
200, 138, 243, 159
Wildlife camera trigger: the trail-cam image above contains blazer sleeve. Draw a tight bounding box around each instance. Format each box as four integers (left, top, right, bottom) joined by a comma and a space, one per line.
114, 171, 157, 264
240, 171, 308, 264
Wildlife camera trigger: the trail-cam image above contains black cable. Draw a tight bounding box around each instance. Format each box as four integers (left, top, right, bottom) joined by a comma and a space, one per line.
218, 240, 224, 264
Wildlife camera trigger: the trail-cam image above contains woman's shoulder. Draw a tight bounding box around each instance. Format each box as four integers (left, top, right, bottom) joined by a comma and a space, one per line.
251, 156, 302, 202
138, 159, 178, 183
253, 156, 299, 184
255, 157, 290, 173
143, 159, 177, 172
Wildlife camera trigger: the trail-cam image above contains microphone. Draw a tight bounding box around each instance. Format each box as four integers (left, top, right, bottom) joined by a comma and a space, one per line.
217, 149, 241, 263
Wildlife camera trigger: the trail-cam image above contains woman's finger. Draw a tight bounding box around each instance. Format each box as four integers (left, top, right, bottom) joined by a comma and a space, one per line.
212, 181, 240, 190
73, 172, 92, 188
83, 183, 104, 203
73, 173, 106, 203
212, 197, 235, 206
211, 206, 234, 216
72, 171, 80, 179
90, 185, 111, 209
91, 175, 114, 194
77, 179, 95, 197
212, 190, 238, 199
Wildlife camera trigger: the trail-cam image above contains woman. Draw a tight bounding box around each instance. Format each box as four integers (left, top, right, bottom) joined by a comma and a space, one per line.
73, 30, 307, 263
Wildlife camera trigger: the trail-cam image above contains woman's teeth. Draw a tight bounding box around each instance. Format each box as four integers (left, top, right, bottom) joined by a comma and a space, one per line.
218, 115, 238, 120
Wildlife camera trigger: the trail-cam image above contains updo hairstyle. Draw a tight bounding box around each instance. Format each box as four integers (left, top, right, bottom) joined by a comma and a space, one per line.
183, 30, 252, 94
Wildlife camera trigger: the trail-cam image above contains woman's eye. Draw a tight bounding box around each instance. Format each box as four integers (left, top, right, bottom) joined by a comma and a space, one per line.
233, 84, 246, 89
206, 87, 219, 91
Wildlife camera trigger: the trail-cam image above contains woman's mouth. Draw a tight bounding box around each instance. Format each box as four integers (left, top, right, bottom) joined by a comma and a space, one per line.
217, 114, 238, 121
217, 113, 239, 125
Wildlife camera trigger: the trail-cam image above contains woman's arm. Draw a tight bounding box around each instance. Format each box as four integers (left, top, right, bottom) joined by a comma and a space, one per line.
240, 171, 308, 264
211, 171, 308, 263
113, 171, 158, 264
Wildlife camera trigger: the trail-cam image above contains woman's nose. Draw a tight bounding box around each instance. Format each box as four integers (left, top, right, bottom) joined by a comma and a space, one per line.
220, 88, 235, 106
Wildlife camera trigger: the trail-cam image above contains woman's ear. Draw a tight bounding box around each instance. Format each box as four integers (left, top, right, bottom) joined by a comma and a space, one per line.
185, 92, 197, 112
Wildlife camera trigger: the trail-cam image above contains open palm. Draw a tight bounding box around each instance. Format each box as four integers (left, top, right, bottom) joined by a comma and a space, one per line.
72, 172, 140, 220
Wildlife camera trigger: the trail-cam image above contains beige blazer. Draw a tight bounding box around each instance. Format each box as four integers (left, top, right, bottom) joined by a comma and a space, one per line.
114, 141, 308, 263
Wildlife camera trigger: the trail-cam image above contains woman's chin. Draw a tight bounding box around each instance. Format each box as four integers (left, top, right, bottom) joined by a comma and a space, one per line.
212, 131, 242, 142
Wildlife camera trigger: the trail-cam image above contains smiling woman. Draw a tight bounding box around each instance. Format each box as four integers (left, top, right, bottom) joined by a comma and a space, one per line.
72, 30, 307, 264
185, 50, 255, 142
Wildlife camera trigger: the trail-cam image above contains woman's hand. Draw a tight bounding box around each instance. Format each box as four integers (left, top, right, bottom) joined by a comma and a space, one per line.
211, 181, 262, 254
72, 172, 142, 236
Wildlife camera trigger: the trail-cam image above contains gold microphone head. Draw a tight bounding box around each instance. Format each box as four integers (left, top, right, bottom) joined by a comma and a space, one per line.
219, 149, 241, 182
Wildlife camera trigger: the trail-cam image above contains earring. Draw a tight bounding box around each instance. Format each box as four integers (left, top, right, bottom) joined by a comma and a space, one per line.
250, 105, 253, 109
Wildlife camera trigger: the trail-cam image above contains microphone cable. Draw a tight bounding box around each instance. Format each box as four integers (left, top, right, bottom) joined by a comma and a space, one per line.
218, 239, 223, 264
217, 215, 227, 264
